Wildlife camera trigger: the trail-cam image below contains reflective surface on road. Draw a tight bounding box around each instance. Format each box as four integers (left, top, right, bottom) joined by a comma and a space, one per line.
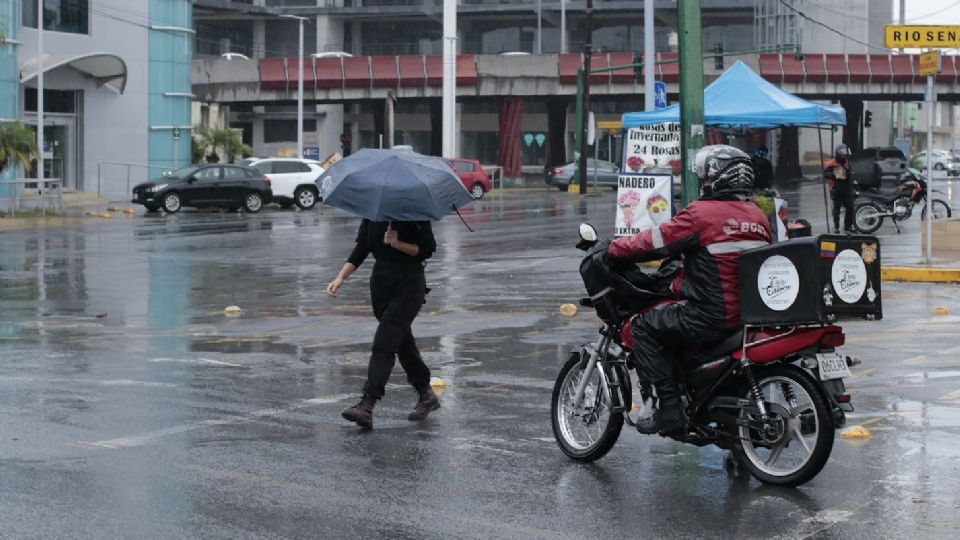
1, 189, 958, 537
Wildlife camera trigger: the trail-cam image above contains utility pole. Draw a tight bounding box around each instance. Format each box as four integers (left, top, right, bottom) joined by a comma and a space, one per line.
280, 14, 308, 159
644, 0, 655, 111
442, 0, 457, 158
561, 0, 567, 53
577, 0, 593, 195
897, 0, 906, 140
37, 0, 45, 197
537, 0, 542, 54
678, 0, 705, 205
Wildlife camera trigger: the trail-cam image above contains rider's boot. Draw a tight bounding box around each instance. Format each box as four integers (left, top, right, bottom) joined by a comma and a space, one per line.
408, 385, 440, 421
636, 380, 687, 436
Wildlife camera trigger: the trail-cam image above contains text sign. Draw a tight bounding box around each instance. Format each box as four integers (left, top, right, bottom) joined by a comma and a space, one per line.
884, 25, 960, 48
615, 174, 673, 237
654, 81, 668, 109
918, 50, 941, 76
172, 127, 181, 141
623, 123, 681, 174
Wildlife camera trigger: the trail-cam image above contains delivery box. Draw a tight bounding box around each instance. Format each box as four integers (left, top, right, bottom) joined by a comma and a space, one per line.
739, 235, 882, 325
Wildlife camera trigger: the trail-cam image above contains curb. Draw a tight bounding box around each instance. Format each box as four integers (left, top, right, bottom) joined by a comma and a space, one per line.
881, 267, 960, 283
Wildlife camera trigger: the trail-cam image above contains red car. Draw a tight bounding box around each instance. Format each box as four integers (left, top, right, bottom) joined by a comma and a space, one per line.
449, 158, 493, 199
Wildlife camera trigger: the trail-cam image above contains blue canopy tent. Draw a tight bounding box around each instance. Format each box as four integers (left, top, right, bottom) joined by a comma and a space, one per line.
621, 61, 846, 232
622, 61, 846, 129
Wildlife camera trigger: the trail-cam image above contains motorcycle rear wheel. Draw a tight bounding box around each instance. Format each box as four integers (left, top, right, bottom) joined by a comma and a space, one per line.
732, 364, 835, 487
854, 202, 884, 233
551, 352, 630, 462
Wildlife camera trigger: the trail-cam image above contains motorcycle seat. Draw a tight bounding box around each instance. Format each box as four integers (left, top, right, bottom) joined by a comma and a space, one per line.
688, 328, 744, 361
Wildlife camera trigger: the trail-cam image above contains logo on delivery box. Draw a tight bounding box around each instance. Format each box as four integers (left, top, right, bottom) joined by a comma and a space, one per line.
756, 255, 800, 311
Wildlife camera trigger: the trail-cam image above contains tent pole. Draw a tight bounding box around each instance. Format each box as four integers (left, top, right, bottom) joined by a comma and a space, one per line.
818, 127, 830, 234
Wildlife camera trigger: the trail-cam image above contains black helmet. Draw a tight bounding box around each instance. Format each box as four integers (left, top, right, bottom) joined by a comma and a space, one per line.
694, 145, 754, 193
755, 146, 769, 158
834, 144, 851, 160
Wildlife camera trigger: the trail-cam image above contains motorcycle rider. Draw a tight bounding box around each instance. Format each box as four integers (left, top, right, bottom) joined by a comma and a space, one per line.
606, 145, 772, 435
824, 144, 856, 233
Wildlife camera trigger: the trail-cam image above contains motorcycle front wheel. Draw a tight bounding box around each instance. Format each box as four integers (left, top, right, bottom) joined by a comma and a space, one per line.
551, 352, 630, 462
732, 364, 835, 487
920, 199, 952, 221
854, 202, 884, 233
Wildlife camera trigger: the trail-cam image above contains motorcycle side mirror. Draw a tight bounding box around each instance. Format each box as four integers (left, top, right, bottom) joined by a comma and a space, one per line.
576, 223, 599, 251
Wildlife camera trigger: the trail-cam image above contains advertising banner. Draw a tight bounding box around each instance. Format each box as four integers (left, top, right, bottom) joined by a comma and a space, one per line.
615, 173, 673, 237
622, 123, 681, 174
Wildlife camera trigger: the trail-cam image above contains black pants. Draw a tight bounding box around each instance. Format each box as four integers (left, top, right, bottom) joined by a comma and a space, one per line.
831, 184, 855, 231
362, 263, 430, 399
631, 303, 729, 402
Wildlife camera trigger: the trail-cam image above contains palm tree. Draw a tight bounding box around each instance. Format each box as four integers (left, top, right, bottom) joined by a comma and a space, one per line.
0, 122, 39, 175
193, 126, 252, 163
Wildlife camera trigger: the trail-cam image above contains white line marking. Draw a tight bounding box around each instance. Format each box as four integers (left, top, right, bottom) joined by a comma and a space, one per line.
84, 393, 354, 449
150, 357, 246, 368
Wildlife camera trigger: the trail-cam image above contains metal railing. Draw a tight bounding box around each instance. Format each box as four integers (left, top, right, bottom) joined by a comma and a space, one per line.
0, 178, 63, 216
98, 161, 176, 199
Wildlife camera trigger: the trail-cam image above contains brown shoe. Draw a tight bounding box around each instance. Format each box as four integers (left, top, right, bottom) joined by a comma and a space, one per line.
408, 387, 440, 421
341, 395, 376, 428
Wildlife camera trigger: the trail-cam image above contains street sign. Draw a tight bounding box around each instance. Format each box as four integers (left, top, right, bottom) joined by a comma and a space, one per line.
172, 127, 181, 141
884, 25, 960, 48
918, 50, 941, 76
654, 81, 668, 109
303, 146, 320, 160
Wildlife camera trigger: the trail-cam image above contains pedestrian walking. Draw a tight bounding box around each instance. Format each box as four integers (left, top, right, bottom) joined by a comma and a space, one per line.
327, 219, 440, 429
824, 144, 856, 233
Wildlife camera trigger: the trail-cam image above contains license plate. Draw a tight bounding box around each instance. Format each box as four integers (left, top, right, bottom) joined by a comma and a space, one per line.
817, 352, 851, 381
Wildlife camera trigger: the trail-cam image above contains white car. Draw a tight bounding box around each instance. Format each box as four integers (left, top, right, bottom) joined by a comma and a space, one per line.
246, 158, 324, 210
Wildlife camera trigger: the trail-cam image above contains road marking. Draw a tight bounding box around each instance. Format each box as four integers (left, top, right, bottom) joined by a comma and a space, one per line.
939, 389, 960, 401
84, 393, 354, 449
897, 345, 960, 366
149, 357, 246, 368
859, 413, 900, 427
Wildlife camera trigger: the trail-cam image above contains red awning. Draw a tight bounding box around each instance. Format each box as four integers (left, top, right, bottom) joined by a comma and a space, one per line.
824, 54, 848, 83
657, 52, 679, 83
398, 55, 425, 87
890, 54, 914, 84
781, 53, 804, 83
425, 55, 443, 87
609, 52, 634, 84
314, 58, 342, 89
457, 54, 477, 86
259, 58, 287, 91
804, 54, 827, 83
868, 55, 893, 84
758, 53, 782, 83
558, 53, 580, 85
371, 56, 398, 87
343, 56, 370, 88
286, 58, 315, 91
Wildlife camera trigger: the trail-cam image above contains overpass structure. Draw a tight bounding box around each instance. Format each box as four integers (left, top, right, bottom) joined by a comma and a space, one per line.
192, 52, 959, 177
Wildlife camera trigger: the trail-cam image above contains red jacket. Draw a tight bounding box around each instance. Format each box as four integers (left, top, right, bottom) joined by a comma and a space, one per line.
823, 158, 853, 191
607, 195, 772, 328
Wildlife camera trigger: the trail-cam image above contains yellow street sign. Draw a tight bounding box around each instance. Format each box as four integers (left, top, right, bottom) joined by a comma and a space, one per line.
884, 25, 960, 48
919, 50, 941, 76
596, 120, 622, 130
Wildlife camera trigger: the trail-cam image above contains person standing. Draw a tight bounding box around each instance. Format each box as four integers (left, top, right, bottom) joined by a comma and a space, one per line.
824, 144, 856, 233
327, 220, 440, 429
751, 146, 774, 191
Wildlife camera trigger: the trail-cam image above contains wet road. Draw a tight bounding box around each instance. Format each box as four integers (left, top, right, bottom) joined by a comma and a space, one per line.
1, 188, 959, 538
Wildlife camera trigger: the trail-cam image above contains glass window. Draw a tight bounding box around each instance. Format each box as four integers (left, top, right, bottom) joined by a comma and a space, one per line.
23, 0, 89, 35
272, 161, 305, 174
24, 89, 77, 113
195, 167, 221, 181
222, 167, 246, 178
264, 120, 317, 143
252, 162, 272, 174
879, 149, 905, 159
453, 161, 475, 172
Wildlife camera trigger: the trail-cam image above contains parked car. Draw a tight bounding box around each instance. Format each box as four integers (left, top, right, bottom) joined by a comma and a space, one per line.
547, 159, 621, 191
911, 150, 960, 176
851, 147, 908, 189
132, 164, 272, 213
448, 158, 493, 199
246, 158, 324, 210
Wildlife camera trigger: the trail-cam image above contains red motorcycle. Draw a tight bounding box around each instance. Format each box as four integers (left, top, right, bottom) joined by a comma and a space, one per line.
854, 168, 952, 233
550, 224, 855, 487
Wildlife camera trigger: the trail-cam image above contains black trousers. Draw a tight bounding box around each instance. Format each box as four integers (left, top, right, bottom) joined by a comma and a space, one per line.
831, 184, 855, 230
630, 303, 729, 402
362, 263, 430, 399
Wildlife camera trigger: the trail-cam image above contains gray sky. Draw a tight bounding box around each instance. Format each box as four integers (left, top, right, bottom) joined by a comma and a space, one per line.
903, 0, 960, 23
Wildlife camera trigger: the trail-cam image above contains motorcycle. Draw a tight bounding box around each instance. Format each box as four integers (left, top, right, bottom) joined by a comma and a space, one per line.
550, 224, 855, 487
854, 168, 952, 234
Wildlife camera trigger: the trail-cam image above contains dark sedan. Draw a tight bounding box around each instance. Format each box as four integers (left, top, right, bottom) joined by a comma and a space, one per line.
132, 164, 273, 213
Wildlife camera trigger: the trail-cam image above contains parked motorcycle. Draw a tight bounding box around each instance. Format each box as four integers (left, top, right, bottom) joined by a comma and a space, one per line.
550, 224, 855, 487
854, 168, 952, 234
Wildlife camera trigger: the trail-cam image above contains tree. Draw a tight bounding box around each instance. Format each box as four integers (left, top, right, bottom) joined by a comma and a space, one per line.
0, 122, 39, 175
193, 126, 252, 164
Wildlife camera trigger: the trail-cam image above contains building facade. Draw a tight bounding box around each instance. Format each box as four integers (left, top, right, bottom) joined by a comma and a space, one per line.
0, 0, 191, 201
195, 1, 908, 177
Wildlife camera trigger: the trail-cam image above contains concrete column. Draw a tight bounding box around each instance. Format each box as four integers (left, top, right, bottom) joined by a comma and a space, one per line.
252, 106, 265, 155
253, 19, 266, 59
315, 14, 345, 54
351, 21, 362, 55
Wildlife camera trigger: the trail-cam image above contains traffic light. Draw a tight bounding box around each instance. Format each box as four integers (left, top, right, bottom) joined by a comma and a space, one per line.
864, 110, 873, 128
714, 44, 724, 70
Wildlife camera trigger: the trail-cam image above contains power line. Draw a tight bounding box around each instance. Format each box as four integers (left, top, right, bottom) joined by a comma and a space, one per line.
776, 0, 890, 52
908, 0, 960, 22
